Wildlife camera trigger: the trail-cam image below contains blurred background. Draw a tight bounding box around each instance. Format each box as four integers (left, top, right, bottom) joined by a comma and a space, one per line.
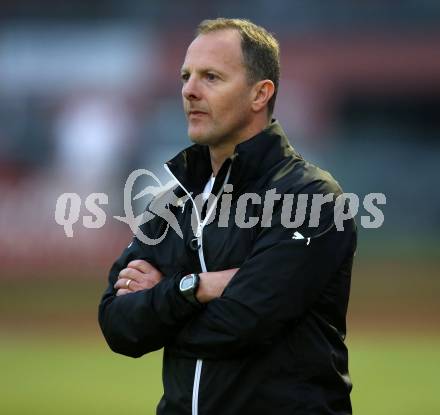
1, 1, 439, 414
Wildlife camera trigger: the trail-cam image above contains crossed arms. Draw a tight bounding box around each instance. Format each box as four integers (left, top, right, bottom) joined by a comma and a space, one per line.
113, 260, 238, 304
98, 203, 356, 359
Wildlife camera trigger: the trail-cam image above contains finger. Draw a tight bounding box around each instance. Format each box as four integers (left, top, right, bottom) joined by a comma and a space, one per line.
127, 259, 155, 273
116, 288, 131, 296
114, 278, 133, 290
118, 268, 145, 282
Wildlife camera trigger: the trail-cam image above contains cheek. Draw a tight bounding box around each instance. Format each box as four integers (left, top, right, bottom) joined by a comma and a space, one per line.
215, 90, 251, 122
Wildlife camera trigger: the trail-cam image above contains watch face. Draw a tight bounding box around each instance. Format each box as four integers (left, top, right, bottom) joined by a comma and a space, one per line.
180, 276, 194, 291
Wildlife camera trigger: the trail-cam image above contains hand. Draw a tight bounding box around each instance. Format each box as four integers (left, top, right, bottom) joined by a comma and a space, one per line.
196, 268, 239, 303
114, 259, 163, 296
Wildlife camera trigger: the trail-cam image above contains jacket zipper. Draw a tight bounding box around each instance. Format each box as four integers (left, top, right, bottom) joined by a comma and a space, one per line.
164, 163, 231, 415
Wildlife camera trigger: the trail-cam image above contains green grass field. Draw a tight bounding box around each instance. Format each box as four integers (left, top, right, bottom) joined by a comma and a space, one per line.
1, 333, 439, 415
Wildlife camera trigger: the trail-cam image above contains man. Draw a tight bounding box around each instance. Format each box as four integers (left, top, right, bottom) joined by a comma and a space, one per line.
99, 18, 357, 415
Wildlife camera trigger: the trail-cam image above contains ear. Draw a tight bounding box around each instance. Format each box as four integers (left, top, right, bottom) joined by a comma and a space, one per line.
251, 80, 275, 113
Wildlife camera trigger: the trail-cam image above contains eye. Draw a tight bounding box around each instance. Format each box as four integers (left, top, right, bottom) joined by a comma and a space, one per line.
181, 73, 190, 83
206, 72, 218, 81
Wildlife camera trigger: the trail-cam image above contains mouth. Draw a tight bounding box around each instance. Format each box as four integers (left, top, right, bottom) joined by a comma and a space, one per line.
188, 110, 207, 118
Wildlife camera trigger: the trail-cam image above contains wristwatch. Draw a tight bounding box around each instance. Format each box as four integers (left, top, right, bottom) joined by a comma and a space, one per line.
179, 273, 201, 306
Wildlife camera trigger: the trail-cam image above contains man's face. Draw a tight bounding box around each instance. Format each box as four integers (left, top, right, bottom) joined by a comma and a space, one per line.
181, 30, 255, 147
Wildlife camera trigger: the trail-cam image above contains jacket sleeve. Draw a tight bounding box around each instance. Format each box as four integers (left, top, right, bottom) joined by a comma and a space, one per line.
172, 198, 357, 359
98, 236, 200, 358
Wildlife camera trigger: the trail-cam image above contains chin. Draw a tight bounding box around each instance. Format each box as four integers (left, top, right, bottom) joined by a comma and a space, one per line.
188, 128, 211, 145
188, 124, 225, 146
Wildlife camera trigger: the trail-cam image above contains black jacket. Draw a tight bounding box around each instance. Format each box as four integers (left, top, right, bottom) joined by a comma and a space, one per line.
99, 120, 357, 415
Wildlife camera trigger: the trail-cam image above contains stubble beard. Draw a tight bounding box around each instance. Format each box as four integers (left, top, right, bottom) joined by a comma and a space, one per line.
187, 117, 248, 148
187, 122, 221, 147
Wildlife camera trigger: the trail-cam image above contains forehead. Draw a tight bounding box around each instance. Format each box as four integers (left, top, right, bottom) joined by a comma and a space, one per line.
182, 30, 245, 73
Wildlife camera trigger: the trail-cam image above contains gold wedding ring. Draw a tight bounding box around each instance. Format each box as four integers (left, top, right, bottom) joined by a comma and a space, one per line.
126, 279, 132, 289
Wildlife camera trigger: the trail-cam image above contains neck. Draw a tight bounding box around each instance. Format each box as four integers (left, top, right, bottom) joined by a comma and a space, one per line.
209, 143, 235, 176
209, 118, 271, 176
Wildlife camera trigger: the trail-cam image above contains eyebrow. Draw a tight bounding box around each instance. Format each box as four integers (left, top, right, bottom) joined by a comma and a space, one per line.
180, 67, 224, 77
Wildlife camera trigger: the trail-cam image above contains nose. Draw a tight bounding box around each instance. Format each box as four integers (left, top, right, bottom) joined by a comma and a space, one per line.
182, 75, 201, 101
